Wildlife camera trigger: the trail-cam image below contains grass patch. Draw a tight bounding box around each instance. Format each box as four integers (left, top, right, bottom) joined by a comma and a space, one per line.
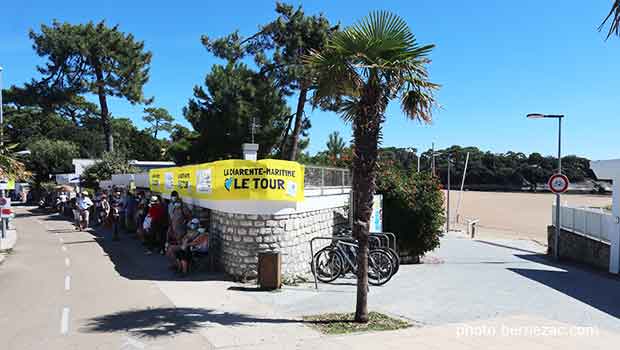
303, 311, 411, 334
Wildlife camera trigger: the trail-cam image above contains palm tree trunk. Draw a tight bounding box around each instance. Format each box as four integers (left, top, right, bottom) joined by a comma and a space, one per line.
95, 66, 113, 153
287, 83, 309, 161
352, 104, 381, 323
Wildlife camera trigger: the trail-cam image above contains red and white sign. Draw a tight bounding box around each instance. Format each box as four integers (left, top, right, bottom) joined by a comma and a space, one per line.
548, 174, 569, 194
0, 196, 11, 218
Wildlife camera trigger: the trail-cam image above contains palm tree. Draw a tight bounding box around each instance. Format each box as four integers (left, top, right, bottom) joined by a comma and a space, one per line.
326, 131, 346, 160
601, 0, 620, 39
0, 144, 31, 182
306, 11, 439, 322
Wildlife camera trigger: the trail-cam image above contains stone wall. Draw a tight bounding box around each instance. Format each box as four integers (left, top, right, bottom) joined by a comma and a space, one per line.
548, 225, 610, 271
210, 207, 348, 279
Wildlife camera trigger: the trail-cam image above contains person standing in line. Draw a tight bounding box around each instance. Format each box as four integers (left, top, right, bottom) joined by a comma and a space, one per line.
166, 191, 192, 258
146, 196, 165, 254
135, 192, 147, 241
70, 197, 80, 229
99, 194, 111, 230
76, 191, 94, 231
124, 192, 137, 233
110, 190, 123, 241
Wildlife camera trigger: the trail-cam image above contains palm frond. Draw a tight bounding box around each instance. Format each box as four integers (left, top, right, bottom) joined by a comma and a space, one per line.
600, 0, 620, 40
305, 10, 439, 124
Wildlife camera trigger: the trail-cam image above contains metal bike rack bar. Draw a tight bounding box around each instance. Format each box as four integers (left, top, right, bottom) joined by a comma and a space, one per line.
309, 235, 383, 290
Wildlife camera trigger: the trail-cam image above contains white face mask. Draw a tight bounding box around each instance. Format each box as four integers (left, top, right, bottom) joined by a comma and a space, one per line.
174, 202, 182, 208
197, 228, 206, 234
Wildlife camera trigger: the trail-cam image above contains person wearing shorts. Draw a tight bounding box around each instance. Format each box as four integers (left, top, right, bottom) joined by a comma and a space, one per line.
77, 191, 93, 231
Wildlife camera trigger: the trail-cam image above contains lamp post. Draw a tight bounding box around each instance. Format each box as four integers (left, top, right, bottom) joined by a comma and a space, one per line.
527, 113, 564, 260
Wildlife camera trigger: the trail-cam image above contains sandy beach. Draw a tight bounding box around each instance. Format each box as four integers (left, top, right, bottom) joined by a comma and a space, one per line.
446, 190, 612, 244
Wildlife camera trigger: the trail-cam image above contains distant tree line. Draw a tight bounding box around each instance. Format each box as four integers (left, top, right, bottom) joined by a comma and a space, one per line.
301, 141, 597, 191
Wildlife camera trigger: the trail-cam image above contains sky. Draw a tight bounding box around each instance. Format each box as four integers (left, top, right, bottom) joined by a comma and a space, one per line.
1, 0, 619, 160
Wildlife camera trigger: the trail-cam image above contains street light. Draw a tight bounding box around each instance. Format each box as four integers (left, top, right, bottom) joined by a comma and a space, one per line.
527, 113, 564, 260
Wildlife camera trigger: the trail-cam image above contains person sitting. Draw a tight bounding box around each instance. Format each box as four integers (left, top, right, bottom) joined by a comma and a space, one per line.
175, 225, 209, 276
167, 216, 197, 269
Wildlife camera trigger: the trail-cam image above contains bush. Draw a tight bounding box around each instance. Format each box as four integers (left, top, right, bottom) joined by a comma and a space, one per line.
376, 162, 445, 259
81, 151, 139, 189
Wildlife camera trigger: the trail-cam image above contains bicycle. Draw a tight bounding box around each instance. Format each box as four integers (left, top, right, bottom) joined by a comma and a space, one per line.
336, 228, 401, 275
313, 237, 394, 286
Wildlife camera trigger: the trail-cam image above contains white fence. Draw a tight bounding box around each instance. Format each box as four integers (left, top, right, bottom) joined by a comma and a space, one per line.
552, 205, 614, 243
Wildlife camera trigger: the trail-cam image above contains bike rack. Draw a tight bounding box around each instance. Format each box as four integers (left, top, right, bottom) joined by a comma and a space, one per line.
371, 232, 398, 253
309, 235, 383, 290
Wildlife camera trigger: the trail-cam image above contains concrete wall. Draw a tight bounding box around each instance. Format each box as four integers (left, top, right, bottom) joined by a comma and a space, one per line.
548, 225, 610, 271
210, 205, 348, 280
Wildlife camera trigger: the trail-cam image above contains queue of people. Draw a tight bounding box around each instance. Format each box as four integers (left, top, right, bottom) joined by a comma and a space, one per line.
51, 187, 209, 277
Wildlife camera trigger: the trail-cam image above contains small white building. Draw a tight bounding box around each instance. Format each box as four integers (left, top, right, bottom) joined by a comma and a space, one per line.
590, 159, 620, 274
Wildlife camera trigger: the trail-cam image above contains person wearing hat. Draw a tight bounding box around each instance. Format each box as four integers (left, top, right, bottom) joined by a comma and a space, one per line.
145, 195, 165, 253
76, 191, 94, 231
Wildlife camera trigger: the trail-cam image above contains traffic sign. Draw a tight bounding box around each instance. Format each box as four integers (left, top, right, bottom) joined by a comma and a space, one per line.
548, 174, 569, 194
0, 197, 6, 206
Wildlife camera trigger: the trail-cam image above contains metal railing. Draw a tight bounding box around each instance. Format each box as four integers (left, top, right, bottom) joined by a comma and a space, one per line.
552, 205, 614, 243
304, 165, 351, 196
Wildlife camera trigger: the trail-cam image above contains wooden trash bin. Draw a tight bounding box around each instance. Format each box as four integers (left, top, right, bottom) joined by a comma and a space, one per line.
258, 251, 281, 290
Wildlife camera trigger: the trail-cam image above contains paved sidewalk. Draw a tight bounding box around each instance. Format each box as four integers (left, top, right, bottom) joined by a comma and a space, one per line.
12, 208, 617, 349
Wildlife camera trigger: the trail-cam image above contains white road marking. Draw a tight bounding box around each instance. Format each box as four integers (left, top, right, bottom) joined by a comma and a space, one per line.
61, 246, 67, 252
65, 257, 70, 267
59, 237, 64, 243
60, 307, 70, 335
121, 337, 146, 349
65, 275, 71, 291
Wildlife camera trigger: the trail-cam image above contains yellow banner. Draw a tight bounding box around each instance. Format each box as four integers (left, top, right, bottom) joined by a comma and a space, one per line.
175, 165, 195, 198
148, 169, 164, 194
150, 159, 304, 202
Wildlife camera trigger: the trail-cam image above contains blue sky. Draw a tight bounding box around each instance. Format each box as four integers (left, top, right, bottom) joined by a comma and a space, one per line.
1, 0, 619, 159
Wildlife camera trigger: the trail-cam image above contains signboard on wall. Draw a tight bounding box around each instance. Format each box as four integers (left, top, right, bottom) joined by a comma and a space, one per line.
370, 194, 383, 232
0, 178, 15, 190
149, 159, 305, 202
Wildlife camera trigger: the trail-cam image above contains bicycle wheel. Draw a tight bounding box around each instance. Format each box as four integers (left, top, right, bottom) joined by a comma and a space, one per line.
368, 249, 394, 286
384, 247, 400, 275
312, 247, 344, 283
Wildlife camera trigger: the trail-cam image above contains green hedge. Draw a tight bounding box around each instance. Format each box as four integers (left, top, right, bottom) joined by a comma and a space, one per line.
377, 163, 445, 258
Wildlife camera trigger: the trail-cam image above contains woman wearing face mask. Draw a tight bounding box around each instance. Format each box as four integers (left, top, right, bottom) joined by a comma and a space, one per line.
175, 220, 208, 276
165, 191, 192, 259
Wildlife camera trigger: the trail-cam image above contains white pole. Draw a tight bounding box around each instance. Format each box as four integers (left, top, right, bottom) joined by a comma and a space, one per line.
455, 152, 470, 224
417, 154, 420, 173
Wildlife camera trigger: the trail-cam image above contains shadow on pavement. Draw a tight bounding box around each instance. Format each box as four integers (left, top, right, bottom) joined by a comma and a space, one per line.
24, 207, 229, 283
510, 253, 620, 320
82, 307, 299, 338
89, 225, 228, 282
475, 240, 543, 254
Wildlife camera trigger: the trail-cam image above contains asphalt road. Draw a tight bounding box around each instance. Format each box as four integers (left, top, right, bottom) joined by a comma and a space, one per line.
0, 206, 213, 350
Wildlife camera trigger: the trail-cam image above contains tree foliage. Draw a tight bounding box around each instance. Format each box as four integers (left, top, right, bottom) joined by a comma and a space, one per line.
326, 131, 346, 160
203, 2, 336, 160
29, 20, 152, 152
183, 62, 291, 162
80, 151, 139, 189
306, 11, 439, 323
143, 107, 174, 139
601, 0, 620, 39
27, 139, 79, 183
0, 144, 31, 181
377, 161, 444, 257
